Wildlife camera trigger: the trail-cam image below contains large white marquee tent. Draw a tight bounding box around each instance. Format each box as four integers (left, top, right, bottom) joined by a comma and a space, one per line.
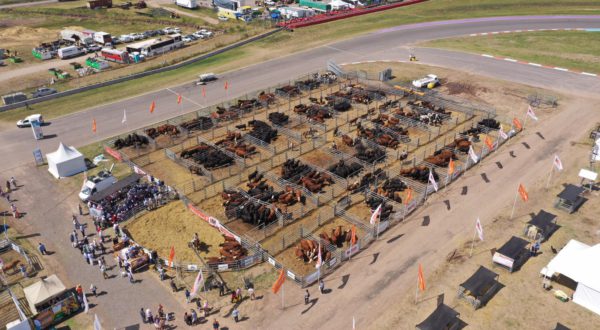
541, 239, 600, 316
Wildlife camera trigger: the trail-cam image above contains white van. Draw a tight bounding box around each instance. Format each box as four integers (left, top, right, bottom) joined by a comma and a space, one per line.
196, 73, 217, 85
57, 46, 85, 59
79, 171, 117, 201
17, 114, 44, 128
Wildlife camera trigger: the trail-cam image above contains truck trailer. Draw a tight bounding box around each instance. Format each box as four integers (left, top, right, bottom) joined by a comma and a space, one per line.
175, 0, 197, 9
93, 32, 113, 45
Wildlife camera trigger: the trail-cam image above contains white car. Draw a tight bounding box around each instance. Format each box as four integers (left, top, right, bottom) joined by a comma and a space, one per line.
119, 34, 133, 42
412, 74, 440, 88
182, 36, 193, 43
173, 27, 181, 34
193, 32, 205, 39
17, 114, 44, 128
163, 27, 174, 34
201, 31, 213, 37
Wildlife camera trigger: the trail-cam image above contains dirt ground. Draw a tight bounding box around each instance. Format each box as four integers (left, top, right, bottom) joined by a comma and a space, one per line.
125, 201, 224, 263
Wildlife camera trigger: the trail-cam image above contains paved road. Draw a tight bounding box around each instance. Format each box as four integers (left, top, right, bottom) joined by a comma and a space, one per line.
1, 15, 599, 173
2, 14, 600, 329
0, 0, 56, 9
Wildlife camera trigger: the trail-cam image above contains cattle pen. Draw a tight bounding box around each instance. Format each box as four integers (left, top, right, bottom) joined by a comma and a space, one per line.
100, 67, 520, 288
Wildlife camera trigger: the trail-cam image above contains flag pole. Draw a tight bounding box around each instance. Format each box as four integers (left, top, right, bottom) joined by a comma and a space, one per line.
510, 185, 519, 219
469, 226, 477, 257
522, 106, 529, 130
281, 280, 285, 310
414, 275, 419, 304
545, 162, 555, 189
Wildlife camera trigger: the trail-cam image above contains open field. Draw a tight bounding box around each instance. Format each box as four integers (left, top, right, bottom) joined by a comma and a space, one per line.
422, 30, 600, 74
1, 0, 598, 122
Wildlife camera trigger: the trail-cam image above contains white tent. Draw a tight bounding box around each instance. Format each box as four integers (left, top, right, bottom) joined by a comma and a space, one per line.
46, 142, 86, 179
23, 275, 67, 314
541, 239, 600, 316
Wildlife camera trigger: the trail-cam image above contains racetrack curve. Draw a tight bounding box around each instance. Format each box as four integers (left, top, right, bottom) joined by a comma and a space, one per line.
1, 15, 599, 172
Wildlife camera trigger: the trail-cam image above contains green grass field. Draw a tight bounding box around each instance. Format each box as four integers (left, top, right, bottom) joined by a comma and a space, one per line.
1, 0, 599, 123
421, 31, 600, 74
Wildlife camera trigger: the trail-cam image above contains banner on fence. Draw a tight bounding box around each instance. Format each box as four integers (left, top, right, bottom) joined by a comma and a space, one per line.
287, 270, 296, 280
304, 270, 319, 285
377, 220, 390, 234
187, 264, 199, 271
218, 264, 229, 272
188, 204, 241, 242
104, 145, 122, 161
344, 243, 360, 259
133, 165, 146, 176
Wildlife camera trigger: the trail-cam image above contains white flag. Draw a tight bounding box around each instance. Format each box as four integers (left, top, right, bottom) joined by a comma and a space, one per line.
468, 145, 479, 163
370, 204, 382, 225
191, 269, 204, 296
316, 241, 322, 269
353, 316, 356, 330
498, 125, 508, 140
83, 291, 89, 313
94, 314, 102, 330
122, 109, 127, 124
428, 170, 438, 192
553, 154, 563, 171
527, 105, 538, 121
475, 218, 484, 241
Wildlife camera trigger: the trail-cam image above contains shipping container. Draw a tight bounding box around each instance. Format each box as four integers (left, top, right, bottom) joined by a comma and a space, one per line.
175, 0, 197, 9
57, 46, 85, 59
93, 32, 113, 45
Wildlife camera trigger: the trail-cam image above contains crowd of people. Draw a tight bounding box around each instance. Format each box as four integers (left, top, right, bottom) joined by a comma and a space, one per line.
88, 178, 171, 228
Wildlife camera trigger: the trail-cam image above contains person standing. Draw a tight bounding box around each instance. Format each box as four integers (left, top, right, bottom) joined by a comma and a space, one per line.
128, 270, 134, 284
38, 243, 47, 255
212, 319, 220, 330
78, 204, 83, 216
9, 177, 16, 189
145, 308, 153, 324
191, 309, 198, 325
319, 280, 324, 294
90, 284, 97, 297
232, 308, 239, 323
140, 307, 146, 324
80, 224, 86, 237
218, 281, 224, 296
248, 286, 255, 300
101, 264, 108, 279
19, 264, 27, 278
185, 289, 191, 304
73, 215, 80, 230
304, 290, 310, 305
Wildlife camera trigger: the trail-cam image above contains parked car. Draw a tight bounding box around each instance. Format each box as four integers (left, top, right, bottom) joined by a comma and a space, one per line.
182, 36, 192, 43
86, 44, 102, 53
186, 34, 197, 40
193, 32, 205, 39
130, 33, 142, 41
155, 29, 166, 35
119, 34, 133, 43
112, 37, 122, 44
32, 87, 57, 98
200, 29, 213, 37
173, 27, 181, 34
196, 73, 218, 85
134, 33, 146, 39
17, 114, 44, 127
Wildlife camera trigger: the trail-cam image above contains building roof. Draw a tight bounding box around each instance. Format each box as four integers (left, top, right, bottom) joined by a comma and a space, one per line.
126, 38, 159, 50
527, 209, 558, 233
416, 304, 460, 330
88, 173, 142, 203
460, 266, 499, 298
557, 184, 585, 202
497, 236, 529, 259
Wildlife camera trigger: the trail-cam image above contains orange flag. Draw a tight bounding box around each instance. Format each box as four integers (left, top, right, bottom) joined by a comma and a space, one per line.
513, 117, 522, 130
484, 136, 494, 150
272, 268, 285, 294
351, 225, 357, 245
92, 118, 97, 133
168, 246, 175, 268
404, 188, 413, 206
447, 158, 455, 175
202, 86, 206, 97
418, 264, 426, 292
177, 94, 182, 105
518, 183, 529, 202
224, 81, 229, 90
150, 101, 156, 113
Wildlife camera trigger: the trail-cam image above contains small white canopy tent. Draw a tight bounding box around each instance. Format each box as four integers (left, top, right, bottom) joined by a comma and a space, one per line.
541, 239, 600, 316
46, 142, 86, 179
23, 275, 67, 314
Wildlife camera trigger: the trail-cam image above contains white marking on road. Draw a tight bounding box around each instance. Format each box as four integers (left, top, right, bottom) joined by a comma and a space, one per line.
528, 63, 542, 67
527, 29, 535, 32
166, 88, 202, 106
515, 30, 522, 32
502, 30, 511, 33
551, 28, 559, 31
491, 32, 499, 34
481, 54, 494, 58
554, 67, 569, 72
504, 58, 518, 62
581, 72, 598, 77
469, 34, 477, 36
351, 62, 360, 64
480, 33, 488, 36
365, 60, 376, 63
